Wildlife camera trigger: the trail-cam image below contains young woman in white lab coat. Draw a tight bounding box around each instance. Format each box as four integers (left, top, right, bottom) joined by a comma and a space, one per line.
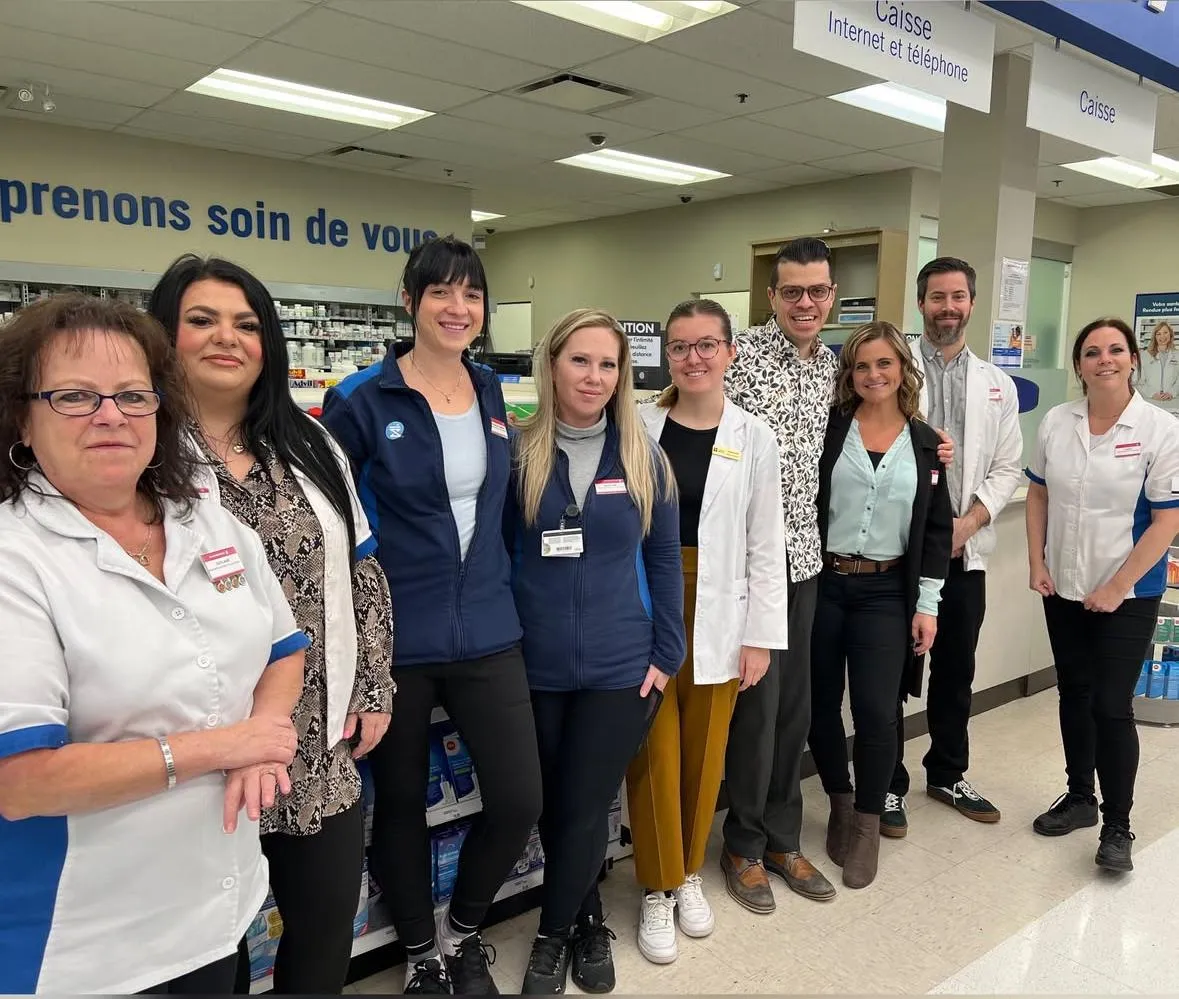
627, 299, 789, 965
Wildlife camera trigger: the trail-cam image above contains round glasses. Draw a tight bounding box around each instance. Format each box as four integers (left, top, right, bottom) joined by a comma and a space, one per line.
774, 284, 834, 303
25, 389, 163, 417
666, 337, 728, 362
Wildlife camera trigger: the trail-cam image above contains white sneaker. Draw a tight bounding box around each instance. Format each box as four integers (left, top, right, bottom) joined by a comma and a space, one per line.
673, 873, 715, 938
637, 892, 678, 964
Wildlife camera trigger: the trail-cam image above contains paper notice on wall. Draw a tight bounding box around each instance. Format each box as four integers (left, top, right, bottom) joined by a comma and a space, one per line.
991, 321, 1024, 369
998, 257, 1029, 322
627, 335, 661, 367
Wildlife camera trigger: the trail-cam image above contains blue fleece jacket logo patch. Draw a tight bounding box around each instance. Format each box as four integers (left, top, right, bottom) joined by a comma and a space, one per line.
385, 421, 405, 441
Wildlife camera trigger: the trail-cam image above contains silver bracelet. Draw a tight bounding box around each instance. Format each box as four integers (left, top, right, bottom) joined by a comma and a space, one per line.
157, 736, 177, 791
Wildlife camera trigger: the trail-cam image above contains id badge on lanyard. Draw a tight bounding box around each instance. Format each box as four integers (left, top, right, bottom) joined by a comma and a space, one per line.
541, 503, 584, 558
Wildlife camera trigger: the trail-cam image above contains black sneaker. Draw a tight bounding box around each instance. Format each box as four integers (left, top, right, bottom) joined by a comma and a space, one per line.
445, 933, 499, 995
405, 956, 452, 995
1033, 792, 1099, 837
1095, 824, 1135, 872
571, 914, 616, 994
881, 793, 908, 838
928, 779, 1001, 822
521, 935, 571, 995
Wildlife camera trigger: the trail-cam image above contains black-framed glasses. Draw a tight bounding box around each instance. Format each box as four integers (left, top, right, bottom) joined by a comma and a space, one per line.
774, 284, 834, 303
666, 337, 728, 361
24, 389, 163, 417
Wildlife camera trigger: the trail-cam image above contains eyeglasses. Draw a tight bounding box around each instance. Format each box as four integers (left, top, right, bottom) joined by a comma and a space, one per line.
666, 337, 728, 361
25, 389, 163, 417
774, 284, 834, 303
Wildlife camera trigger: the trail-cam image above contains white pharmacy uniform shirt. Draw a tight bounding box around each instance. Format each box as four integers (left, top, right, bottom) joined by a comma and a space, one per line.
1026, 392, 1179, 602
0, 475, 310, 995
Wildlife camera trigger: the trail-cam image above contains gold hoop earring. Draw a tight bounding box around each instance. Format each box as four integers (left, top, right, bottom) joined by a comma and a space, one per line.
8, 442, 36, 471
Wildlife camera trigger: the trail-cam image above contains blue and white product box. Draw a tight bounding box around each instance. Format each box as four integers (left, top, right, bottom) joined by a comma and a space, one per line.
1147, 661, 1167, 699
245, 893, 283, 983
1167, 661, 1179, 701
1135, 661, 1151, 698
431, 721, 480, 802
354, 861, 370, 939
512, 825, 545, 877
432, 823, 472, 905
426, 730, 458, 813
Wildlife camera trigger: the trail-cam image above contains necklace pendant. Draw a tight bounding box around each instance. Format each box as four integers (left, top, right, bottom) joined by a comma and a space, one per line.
133, 553, 150, 567
231, 442, 245, 454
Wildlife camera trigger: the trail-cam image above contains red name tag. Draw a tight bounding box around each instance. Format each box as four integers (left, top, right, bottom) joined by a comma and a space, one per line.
1115, 442, 1142, 458
595, 478, 627, 495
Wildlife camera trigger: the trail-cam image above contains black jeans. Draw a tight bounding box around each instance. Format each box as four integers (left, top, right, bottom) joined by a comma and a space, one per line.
809, 568, 909, 815
892, 559, 987, 794
367, 646, 543, 948
142, 952, 238, 994
1042, 593, 1160, 827
723, 573, 819, 856
531, 686, 659, 937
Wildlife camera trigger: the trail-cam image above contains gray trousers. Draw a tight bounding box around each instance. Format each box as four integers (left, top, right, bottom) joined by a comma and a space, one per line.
722, 573, 819, 857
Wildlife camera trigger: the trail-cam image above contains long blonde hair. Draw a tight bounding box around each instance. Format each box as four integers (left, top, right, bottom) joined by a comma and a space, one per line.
834, 321, 924, 418
516, 308, 675, 535
1148, 322, 1174, 358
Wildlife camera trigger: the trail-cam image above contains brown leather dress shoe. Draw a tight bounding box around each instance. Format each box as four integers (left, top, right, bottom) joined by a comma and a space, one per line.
719, 850, 776, 914
764, 851, 837, 901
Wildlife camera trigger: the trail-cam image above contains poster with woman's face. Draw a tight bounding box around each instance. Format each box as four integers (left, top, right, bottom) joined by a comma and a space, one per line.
1136, 317, 1179, 414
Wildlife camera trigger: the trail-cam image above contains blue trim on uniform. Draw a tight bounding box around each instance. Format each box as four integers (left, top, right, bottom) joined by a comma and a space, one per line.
1133, 484, 1168, 598
0, 813, 68, 994
0, 724, 67, 761
1025, 468, 1046, 486
269, 630, 311, 664
634, 547, 653, 621
1150, 498, 1179, 509
354, 534, 378, 561
331, 362, 382, 402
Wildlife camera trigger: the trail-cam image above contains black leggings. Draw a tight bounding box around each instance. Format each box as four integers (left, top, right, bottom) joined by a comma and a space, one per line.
531, 686, 660, 937
809, 568, 910, 815
142, 951, 238, 994
1042, 594, 1159, 826
367, 647, 543, 948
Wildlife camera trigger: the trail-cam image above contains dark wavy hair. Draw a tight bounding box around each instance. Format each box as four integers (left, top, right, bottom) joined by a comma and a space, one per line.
0, 293, 198, 509
148, 254, 357, 556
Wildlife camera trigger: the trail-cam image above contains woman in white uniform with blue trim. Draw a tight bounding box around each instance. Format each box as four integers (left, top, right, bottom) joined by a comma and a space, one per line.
0, 295, 309, 995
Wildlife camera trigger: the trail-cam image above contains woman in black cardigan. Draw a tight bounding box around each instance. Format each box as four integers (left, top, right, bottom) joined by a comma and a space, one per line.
809, 321, 953, 889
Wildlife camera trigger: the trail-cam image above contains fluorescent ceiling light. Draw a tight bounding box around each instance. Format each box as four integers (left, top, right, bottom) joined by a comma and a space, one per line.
186, 69, 433, 130
557, 148, 729, 185
1062, 152, 1179, 189
512, 0, 737, 42
472, 210, 505, 222
829, 82, 946, 133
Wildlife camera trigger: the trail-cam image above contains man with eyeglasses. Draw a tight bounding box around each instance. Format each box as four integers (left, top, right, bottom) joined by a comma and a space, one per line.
719, 236, 842, 911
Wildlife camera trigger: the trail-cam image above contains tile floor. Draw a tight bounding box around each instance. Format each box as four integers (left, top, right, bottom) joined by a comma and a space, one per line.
351, 690, 1179, 994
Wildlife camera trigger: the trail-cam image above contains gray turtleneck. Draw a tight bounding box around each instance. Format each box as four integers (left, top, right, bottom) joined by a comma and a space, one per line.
556, 413, 607, 509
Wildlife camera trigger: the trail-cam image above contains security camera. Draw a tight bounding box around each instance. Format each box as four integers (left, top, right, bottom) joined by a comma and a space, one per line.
680, 195, 693, 204
17, 87, 33, 103
484, 228, 496, 235
587, 133, 607, 147
42, 98, 55, 113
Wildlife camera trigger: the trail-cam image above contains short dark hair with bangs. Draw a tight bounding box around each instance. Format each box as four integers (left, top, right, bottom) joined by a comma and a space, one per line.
0, 292, 198, 507
402, 234, 491, 354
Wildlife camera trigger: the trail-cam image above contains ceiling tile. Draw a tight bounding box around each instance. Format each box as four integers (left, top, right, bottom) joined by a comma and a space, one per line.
1038, 133, 1106, 166
0, 109, 122, 134
396, 114, 576, 159
745, 163, 850, 186
617, 133, 786, 175
1036, 164, 1123, 198
884, 139, 944, 170
578, 45, 811, 115
271, 7, 553, 91
808, 151, 914, 175
446, 95, 653, 143
117, 126, 307, 161
0, 2, 254, 65
106, 1, 313, 37
676, 117, 861, 164
1, 94, 141, 127
0, 24, 216, 88
118, 110, 334, 156
0, 58, 173, 107
753, 98, 940, 150
593, 97, 732, 133
149, 92, 384, 144
327, 0, 637, 65
228, 41, 486, 113
1061, 190, 1169, 208
359, 130, 545, 171
750, 0, 795, 22
1152, 94, 1179, 150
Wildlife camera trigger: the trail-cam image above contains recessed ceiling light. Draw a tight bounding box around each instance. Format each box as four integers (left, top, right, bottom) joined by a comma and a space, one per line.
1062, 152, 1179, 189
557, 148, 729, 185
829, 82, 946, 133
186, 69, 433, 130
512, 0, 737, 42
472, 210, 505, 222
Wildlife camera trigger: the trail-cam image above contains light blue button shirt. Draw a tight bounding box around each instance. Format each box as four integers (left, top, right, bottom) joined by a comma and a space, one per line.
827, 420, 944, 616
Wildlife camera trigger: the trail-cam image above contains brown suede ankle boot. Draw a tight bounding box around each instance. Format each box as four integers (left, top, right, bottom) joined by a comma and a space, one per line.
826, 793, 855, 867
842, 811, 881, 889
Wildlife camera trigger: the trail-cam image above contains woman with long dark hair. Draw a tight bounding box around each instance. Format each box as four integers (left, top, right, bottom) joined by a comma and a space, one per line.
321, 235, 542, 995
149, 256, 395, 995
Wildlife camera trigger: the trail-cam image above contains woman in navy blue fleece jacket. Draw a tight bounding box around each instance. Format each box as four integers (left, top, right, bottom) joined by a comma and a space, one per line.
506, 309, 685, 995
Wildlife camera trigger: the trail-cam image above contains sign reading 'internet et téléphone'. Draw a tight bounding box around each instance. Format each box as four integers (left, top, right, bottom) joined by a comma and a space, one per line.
1026, 44, 1158, 163
793, 1, 996, 113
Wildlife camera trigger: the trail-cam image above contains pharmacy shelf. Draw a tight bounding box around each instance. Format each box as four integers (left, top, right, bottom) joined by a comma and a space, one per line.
426, 795, 484, 829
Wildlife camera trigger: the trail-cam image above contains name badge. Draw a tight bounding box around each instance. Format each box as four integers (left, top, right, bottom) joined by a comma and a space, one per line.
1115, 441, 1142, 458
988, 387, 1003, 402
712, 446, 742, 461
930, 469, 940, 486
595, 478, 627, 495
490, 418, 508, 439
541, 528, 584, 558
201, 546, 247, 592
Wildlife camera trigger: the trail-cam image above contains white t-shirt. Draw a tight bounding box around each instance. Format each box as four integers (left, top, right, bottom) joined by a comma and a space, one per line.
0, 475, 308, 994
1026, 393, 1179, 602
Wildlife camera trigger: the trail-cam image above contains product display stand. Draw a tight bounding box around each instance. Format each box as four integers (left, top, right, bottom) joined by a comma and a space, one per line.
1134, 546, 1179, 727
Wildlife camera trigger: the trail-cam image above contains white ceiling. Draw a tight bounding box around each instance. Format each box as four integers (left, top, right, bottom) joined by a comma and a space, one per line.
2, 0, 1177, 231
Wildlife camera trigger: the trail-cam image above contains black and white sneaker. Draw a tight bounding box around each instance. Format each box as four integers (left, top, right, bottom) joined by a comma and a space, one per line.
446, 933, 499, 995
1095, 824, 1135, 872
881, 793, 908, 838
571, 914, 617, 994
928, 779, 1001, 823
521, 935, 571, 994
1032, 792, 1099, 837
405, 956, 451, 995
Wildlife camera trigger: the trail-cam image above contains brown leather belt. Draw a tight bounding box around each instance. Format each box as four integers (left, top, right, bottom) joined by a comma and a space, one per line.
823, 553, 902, 575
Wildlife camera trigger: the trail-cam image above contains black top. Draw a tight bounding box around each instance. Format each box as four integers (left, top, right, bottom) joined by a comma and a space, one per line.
659, 416, 718, 547
867, 449, 885, 470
